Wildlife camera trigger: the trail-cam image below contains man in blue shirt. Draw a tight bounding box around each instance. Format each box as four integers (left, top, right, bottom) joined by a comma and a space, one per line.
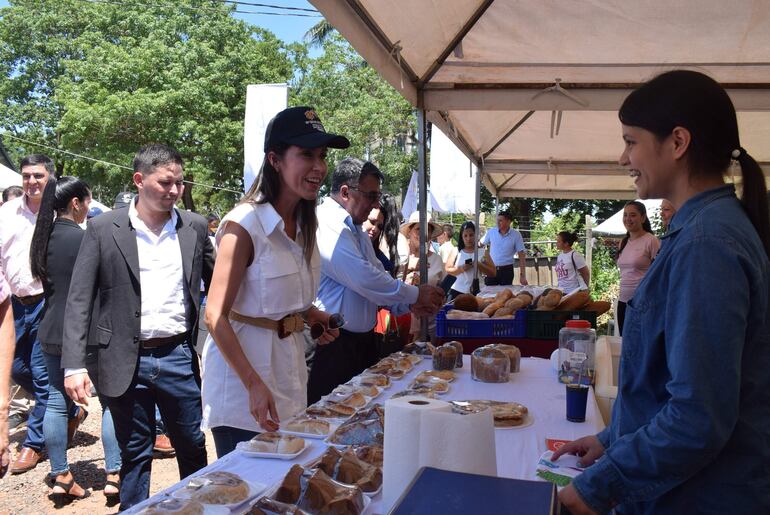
479, 211, 528, 286
310, 158, 444, 403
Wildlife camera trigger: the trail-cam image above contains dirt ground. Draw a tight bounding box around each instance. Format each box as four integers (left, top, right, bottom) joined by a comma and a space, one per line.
0, 397, 218, 515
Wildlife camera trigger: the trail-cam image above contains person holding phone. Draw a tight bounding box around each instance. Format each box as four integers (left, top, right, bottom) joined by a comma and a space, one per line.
445, 221, 495, 300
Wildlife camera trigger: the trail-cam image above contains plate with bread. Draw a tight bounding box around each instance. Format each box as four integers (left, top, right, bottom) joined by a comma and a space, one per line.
236, 432, 312, 459
451, 400, 533, 429
171, 471, 266, 508
280, 417, 338, 440
137, 497, 230, 514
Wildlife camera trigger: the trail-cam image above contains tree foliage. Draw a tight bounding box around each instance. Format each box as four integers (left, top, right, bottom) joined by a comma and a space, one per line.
0, 0, 298, 213
291, 34, 417, 197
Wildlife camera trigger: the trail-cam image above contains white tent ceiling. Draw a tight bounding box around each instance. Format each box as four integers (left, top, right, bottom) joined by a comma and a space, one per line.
310, 0, 770, 200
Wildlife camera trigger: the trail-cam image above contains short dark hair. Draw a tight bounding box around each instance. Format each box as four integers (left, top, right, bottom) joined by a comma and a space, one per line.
331, 157, 384, 194
2, 185, 23, 202
497, 211, 513, 221
206, 213, 220, 223
20, 154, 55, 176
132, 144, 183, 175
442, 224, 454, 238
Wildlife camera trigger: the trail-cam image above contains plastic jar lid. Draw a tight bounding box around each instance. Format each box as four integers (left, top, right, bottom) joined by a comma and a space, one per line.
564, 320, 592, 329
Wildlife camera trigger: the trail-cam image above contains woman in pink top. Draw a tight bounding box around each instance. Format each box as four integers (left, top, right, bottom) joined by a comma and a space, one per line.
616, 201, 660, 335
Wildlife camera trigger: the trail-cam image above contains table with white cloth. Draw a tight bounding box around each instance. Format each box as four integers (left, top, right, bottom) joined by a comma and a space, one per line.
127, 356, 604, 514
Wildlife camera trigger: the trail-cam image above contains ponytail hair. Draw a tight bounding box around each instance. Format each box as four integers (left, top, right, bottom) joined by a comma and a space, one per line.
30, 176, 91, 284
618, 201, 653, 256
619, 69, 770, 258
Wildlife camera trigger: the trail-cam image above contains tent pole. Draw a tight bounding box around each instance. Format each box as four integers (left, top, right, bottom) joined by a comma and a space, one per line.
417, 109, 429, 341
472, 164, 482, 295
585, 214, 593, 276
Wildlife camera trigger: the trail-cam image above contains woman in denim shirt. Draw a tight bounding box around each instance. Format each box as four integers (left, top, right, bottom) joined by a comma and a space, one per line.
553, 70, 770, 514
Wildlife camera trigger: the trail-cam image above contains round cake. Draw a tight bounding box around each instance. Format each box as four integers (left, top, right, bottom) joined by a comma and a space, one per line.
189, 471, 251, 505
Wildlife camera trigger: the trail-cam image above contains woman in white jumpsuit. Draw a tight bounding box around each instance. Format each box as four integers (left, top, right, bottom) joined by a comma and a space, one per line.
201, 106, 350, 457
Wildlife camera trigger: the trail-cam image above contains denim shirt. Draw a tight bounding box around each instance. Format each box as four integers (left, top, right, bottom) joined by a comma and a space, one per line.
573, 185, 770, 514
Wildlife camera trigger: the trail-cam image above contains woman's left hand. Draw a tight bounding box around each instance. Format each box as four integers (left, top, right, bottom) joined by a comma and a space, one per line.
306, 308, 340, 345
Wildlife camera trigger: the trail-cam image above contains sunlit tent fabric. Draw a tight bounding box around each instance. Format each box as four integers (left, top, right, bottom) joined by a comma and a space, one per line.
593, 200, 662, 237
0, 163, 21, 190
310, 0, 770, 200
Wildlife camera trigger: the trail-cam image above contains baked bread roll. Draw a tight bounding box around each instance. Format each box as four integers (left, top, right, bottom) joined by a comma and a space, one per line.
536, 288, 564, 310
432, 344, 457, 371
492, 306, 515, 318
244, 432, 305, 454
583, 300, 611, 316
471, 347, 510, 383
494, 288, 514, 303
505, 292, 533, 311
558, 290, 590, 311
453, 293, 479, 312
476, 296, 495, 311
140, 498, 205, 515
416, 369, 456, 382
487, 344, 521, 373
356, 374, 390, 388
247, 497, 303, 514
189, 471, 251, 505
284, 417, 330, 436
482, 301, 504, 317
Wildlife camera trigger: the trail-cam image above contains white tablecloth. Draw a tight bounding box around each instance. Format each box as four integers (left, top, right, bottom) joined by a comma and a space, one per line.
128, 356, 604, 514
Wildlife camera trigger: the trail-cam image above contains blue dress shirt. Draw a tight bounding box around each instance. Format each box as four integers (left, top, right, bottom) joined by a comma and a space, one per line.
315, 198, 419, 333
480, 227, 525, 266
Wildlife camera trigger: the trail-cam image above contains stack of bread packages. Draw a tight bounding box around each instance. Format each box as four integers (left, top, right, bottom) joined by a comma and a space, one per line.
447, 290, 533, 320
534, 288, 611, 315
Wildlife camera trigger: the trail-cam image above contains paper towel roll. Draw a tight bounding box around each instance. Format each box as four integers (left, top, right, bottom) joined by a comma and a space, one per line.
418, 407, 497, 477
383, 396, 452, 511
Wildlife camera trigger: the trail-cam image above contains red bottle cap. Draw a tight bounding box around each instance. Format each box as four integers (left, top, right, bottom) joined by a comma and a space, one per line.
564, 319, 591, 329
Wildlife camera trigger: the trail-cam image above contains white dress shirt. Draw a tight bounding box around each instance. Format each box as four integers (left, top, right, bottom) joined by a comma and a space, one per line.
0, 196, 43, 297
315, 198, 419, 332
128, 200, 188, 339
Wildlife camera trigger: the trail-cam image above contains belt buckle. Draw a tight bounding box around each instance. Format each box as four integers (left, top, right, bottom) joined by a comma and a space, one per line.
277, 317, 290, 339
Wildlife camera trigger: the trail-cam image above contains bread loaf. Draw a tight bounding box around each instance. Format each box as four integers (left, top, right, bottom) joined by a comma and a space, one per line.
471, 346, 510, 383
443, 341, 464, 367
536, 288, 564, 310
189, 471, 251, 505
494, 288, 514, 303
482, 301, 504, 316
583, 300, 611, 316
284, 417, 330, 436
476, 297, 495, 311
492, 306, 515, 318
558, 290, 590, 310
452, 293, 479, 312
488, 343, 521, 373
433, 344, 457, 371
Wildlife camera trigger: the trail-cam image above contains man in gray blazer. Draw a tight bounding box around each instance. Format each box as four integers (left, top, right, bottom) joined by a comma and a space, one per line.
63, 144, 214, 509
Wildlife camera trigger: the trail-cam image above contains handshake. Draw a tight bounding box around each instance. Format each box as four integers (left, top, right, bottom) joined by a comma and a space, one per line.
409, 283, 445, 317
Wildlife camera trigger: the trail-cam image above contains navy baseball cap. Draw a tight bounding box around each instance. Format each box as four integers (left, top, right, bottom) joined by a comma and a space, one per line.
264, 106, 350, 152
113, 191, 135, 209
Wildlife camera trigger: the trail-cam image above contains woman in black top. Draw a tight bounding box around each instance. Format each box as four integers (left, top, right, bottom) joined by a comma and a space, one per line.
29, 177, 121, 504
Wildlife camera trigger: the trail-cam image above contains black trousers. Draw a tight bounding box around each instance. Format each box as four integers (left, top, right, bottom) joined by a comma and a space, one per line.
307, 328, 379, 404
484, 264, 514, 286
617, 300, 627, 336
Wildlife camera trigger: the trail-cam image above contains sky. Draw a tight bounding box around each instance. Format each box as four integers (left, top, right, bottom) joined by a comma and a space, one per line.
0, 0, 322, 45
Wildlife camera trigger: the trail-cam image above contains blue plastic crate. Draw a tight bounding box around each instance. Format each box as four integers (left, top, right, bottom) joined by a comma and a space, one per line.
436, 306, 527, 338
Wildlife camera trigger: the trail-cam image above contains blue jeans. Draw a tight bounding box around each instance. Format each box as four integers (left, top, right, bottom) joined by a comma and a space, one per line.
42, 351, 121, 476
11, 297, 50, 451
105, 339, 207, 510
211, 426, 258, 458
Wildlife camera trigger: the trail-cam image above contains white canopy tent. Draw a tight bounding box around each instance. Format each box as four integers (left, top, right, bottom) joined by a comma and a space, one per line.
310, 0, 770, 200
0, 163, 21, 190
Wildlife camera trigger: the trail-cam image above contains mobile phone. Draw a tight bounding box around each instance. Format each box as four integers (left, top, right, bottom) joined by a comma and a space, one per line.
465, 258, 473, 265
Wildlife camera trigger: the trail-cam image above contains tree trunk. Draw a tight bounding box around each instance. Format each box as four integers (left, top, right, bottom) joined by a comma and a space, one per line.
182, 173, 195, 212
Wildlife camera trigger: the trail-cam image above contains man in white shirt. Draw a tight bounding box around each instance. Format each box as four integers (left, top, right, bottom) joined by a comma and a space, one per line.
63, 144, 214, 509
480, 211, 528, 286
310, 158, 444, 402
0, 154, 83, 474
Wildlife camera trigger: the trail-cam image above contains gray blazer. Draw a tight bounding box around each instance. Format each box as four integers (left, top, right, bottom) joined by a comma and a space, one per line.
62, 206, 214, 398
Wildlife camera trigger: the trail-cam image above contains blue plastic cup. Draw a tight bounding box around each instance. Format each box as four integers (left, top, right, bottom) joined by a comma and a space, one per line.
566, 384, 589, 422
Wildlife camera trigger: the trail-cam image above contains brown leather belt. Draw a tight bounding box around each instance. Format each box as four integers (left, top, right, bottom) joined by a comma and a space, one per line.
140, 332, 188, 349
229, 310, 304, 339
13, 293, 44, 306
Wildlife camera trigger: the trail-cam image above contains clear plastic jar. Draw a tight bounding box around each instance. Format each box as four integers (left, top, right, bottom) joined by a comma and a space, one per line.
558, 320, 596, 385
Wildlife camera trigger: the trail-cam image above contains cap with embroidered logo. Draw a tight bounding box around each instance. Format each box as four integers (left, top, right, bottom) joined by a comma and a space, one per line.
264, 106, 350, 152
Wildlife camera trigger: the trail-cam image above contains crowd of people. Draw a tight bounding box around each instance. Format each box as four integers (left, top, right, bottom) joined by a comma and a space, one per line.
0, 69, 768, 514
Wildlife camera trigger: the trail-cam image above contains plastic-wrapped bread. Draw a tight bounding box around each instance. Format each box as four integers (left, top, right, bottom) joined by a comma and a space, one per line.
443, 341, 464, 368
488, 343, 521, 373
471, 346, 510, 383
432, 344, 457, 371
